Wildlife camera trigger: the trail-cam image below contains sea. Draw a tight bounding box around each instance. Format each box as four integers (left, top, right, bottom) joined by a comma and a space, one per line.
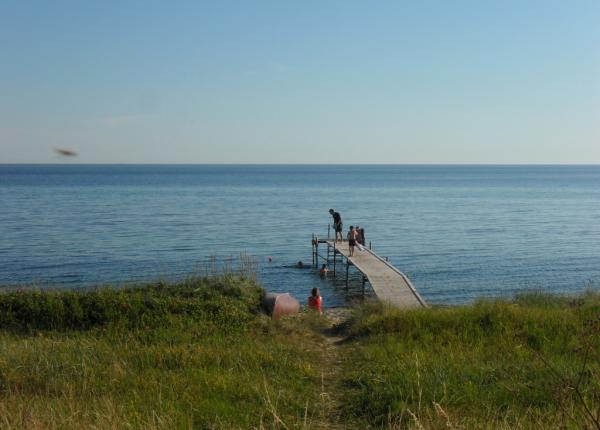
1, 164, 599, 307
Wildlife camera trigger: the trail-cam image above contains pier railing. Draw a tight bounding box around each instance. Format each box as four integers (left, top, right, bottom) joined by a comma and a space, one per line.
311, 228, 426, 308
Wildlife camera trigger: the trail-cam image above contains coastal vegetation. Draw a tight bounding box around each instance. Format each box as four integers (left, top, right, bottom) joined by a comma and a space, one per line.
0, 277, 327, 429
338, 292, 600, 429
0, 277, 598, 429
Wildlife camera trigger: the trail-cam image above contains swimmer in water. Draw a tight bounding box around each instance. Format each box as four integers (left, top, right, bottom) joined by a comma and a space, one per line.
319, 264, 329, 277
284, 261, 311, 269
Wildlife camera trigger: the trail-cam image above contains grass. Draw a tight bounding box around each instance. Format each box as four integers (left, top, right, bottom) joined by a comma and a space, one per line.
336, 291, 600, 429
0, 277, 263, 332
1, 279, 599, 429
0, 277, 328, 429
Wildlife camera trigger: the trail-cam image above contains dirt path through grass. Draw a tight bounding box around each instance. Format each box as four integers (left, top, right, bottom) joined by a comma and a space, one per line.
311, 308, 353, 429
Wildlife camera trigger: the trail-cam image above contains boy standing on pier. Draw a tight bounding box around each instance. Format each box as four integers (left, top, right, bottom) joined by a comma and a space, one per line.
329, 208, 343, 242
348, 226, 358, 256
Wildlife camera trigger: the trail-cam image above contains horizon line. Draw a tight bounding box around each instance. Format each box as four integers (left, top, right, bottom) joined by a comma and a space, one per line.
2, 162, 600, 167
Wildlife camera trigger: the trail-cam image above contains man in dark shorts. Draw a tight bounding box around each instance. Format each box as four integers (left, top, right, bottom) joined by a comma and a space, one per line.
329, 208, 343, 242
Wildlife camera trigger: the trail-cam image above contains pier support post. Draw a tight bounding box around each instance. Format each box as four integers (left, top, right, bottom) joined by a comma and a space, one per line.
333, 242, 336, 275
345, 260, 349, 289
311, 234, 315, 267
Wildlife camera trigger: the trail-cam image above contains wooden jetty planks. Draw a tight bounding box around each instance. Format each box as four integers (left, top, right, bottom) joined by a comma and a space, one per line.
324, 240, 426, 308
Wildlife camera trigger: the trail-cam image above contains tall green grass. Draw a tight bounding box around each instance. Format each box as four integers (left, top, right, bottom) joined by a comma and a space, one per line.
2, 279, 599, 429
0, 277, 327, 429
337, 292, 600, 429
0, 276, 264, 332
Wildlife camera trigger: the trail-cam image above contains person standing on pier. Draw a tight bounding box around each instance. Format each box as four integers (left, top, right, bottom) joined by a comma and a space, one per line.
355, 225, 365, 245
348, 225, 358, 256
329, 208, 343, 242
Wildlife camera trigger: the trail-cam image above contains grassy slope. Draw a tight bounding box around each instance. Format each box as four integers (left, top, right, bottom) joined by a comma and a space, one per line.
1, 279, 599, 429
0, 278, 329, 429
337, 292, 600, 429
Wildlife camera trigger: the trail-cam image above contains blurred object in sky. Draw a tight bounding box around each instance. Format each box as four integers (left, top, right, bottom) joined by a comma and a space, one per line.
55, 148, 78, 157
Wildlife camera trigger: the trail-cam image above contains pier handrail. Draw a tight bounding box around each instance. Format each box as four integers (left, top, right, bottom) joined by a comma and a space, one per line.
313, 233, 427, 308
361, 248, 428, 308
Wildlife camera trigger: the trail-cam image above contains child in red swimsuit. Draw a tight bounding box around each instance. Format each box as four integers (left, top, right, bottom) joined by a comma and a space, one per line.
307, 287, 323, 313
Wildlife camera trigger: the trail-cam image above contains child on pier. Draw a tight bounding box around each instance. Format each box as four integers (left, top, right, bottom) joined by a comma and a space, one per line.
307, 288, 323, 313
347, 226, 358, 256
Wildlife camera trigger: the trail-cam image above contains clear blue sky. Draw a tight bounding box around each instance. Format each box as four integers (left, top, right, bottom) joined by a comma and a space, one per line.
1, 1, 599, 163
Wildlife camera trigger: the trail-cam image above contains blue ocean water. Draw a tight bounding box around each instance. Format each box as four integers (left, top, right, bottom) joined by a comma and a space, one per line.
1, 164, 599, 307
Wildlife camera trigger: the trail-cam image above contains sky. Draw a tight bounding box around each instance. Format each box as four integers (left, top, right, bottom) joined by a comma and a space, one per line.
1, 1, 599, 164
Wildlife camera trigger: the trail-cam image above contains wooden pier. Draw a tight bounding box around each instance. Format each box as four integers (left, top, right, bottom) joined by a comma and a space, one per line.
312, 236, 427, 309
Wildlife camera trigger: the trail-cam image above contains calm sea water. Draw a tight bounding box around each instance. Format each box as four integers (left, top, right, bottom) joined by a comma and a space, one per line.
1, 164, 599, 307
